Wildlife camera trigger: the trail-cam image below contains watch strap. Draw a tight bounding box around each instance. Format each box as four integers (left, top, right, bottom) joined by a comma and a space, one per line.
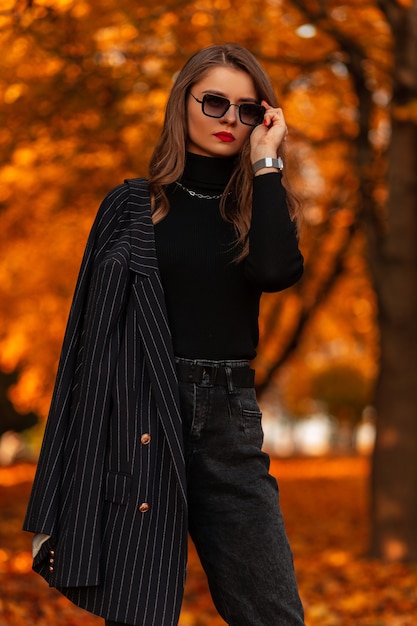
252, 156, 283, 174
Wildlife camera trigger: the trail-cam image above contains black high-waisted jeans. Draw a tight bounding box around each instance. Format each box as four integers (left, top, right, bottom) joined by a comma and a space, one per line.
106, 358, 304, 626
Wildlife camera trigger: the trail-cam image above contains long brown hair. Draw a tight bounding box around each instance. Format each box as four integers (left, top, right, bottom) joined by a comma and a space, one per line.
148, 43, 299, 259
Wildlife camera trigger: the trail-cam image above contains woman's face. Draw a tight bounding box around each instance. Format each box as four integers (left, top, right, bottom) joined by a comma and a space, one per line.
186, 66, 258, 158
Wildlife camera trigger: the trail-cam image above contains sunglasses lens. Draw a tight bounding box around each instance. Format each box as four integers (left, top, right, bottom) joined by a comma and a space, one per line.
240, 103, 265, 126
202, 94, 229, 118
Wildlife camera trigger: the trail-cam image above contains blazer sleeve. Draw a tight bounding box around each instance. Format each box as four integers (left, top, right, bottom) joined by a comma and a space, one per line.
23, 184, 131, 536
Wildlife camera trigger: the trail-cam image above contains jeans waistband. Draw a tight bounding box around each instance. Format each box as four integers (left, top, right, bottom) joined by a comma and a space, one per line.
175, 357, 254, 393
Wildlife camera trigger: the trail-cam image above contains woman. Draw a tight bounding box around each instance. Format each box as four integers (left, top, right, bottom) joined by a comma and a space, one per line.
24, 43, 305, 626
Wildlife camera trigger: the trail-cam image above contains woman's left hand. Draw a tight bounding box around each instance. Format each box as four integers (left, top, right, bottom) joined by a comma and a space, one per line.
250, 101, 288, 165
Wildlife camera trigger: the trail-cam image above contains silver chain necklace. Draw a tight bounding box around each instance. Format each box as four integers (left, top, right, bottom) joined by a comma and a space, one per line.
175, 181, 229, 200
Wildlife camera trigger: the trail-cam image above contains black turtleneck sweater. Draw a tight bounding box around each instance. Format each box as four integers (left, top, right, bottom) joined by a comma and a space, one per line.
153, 152, 303, 360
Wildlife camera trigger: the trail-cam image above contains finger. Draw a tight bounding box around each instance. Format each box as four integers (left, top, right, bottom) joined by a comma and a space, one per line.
261, 101, 285, 128
261, 100, 274, 111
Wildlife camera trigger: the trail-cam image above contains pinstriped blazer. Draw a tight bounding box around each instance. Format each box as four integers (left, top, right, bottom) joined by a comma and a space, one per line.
23, 179, 188, 626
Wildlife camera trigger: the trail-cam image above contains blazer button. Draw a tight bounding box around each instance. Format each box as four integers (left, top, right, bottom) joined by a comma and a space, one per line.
138, 502, 150, 513
49, 565, 54, 572
140, 433, 151, 445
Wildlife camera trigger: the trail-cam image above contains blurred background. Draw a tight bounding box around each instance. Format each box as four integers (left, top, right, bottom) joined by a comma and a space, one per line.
0, 0, 416, 624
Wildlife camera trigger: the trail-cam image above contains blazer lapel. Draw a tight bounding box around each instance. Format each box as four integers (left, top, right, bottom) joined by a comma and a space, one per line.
126, 179, 187, 506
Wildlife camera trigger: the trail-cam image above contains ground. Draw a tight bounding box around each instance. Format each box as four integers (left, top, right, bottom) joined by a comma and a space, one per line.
1, 457, 416, 625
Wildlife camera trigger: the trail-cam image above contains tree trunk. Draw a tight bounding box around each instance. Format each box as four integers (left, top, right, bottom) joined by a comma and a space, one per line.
370, 0, 417, 561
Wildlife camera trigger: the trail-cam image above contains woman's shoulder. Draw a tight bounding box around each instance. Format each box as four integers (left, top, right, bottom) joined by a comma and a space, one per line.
124, 176, 149, 191
123, 177, 152, 210
96, 178, 150, 225
88, 179, 151, 264
100, 177, 149, 206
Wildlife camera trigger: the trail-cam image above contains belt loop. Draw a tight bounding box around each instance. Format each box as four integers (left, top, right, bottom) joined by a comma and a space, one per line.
201, 366, 214, 387
224, 366, 237, 395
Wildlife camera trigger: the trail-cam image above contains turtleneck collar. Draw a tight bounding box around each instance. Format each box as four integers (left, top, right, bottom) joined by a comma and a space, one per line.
180, 152, 236, 192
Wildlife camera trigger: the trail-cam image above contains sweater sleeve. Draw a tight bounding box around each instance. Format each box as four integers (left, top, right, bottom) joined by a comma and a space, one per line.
244, 172, 304, 292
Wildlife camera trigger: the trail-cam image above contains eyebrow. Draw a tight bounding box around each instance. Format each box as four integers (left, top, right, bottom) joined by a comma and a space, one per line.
201, 89, 259, 104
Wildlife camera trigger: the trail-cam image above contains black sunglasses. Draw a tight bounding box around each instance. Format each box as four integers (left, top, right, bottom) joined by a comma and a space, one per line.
190, 93, 266, 127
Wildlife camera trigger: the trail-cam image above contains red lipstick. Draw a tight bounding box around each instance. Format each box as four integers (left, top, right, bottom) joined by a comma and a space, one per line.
214, 132, 235, 142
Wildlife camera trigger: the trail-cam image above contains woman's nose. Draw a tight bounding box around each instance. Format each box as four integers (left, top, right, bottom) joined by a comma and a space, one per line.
221, 104, 238, 124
